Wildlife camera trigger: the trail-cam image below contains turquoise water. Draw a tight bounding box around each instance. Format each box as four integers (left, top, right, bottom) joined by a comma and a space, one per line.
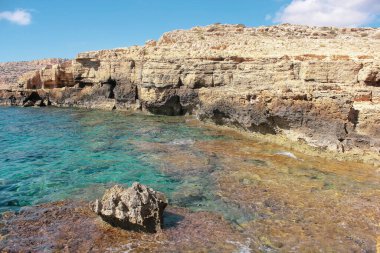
2, 107, 380, 251
0, 107, 225, 212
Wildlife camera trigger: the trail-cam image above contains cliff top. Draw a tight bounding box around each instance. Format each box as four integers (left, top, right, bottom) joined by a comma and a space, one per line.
77, 24, 380, 60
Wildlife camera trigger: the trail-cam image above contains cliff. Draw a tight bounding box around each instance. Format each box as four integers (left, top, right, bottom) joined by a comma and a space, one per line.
0, 24, 379, 161
0, 59, 67, 90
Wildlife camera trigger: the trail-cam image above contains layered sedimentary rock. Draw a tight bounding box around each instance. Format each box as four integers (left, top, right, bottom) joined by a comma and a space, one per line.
20, 60, 74, 90
0, 24, 379, 158
0, 59, 67, 90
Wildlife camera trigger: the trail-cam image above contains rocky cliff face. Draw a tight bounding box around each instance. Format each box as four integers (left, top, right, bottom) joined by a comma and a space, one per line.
0, 59, 67, 90
0, 24, 379, 159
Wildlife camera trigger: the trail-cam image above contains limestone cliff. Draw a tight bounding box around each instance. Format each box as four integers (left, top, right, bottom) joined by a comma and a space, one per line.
0, 59, 67, 90
0, 24, 379, 160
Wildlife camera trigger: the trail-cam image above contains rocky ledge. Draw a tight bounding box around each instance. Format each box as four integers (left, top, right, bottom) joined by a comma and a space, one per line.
0, 24, 379, 162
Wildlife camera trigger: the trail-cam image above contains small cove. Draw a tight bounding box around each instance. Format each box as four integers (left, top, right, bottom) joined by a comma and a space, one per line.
0, 106, 379, 251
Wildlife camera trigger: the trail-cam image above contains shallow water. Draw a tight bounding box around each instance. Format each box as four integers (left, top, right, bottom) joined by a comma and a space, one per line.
0, 107, 226, 211
0, 107, 379, 252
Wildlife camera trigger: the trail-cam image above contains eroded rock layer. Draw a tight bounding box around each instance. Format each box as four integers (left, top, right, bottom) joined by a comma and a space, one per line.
0, 24, 379, 158
0, 59, 67, 90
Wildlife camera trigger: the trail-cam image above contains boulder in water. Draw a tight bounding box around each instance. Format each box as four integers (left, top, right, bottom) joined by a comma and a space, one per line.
90, 183, 168, 233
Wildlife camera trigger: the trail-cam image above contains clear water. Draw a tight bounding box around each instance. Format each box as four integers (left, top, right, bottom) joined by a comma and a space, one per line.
0, 107, 226, 212
1, 106, 379, 251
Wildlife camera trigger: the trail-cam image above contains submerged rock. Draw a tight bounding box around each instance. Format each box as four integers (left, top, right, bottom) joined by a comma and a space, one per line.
90, 183, 168, 233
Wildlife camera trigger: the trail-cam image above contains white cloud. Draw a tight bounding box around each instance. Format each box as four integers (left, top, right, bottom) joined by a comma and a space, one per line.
0, 9, 32, 25
274, 0, 380, 27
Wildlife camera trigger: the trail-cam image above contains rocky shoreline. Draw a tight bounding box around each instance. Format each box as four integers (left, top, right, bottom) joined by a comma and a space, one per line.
0, 104, 379, 252
0, 200, 247, 252
0, 24, 379, 164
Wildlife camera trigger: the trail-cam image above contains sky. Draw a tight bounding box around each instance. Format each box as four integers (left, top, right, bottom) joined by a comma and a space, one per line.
0, 0, 379, 62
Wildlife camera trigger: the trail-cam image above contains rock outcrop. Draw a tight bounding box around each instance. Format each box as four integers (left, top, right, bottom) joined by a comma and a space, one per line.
90, 183, 168, 233
0, 24, 379, 160
0, 59, 67, 90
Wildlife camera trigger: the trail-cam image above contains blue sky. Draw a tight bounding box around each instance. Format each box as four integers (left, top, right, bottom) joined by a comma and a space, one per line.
0, 0, 379, 62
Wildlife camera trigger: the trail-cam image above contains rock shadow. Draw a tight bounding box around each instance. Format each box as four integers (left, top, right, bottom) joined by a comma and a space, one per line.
163, 211, 184, 229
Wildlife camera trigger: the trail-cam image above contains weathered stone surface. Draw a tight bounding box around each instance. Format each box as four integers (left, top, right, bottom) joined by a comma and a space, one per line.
90, 183, 168, 233
0, 58, 67, 90
0, 24, 379, 160
358, 63, 380, 86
